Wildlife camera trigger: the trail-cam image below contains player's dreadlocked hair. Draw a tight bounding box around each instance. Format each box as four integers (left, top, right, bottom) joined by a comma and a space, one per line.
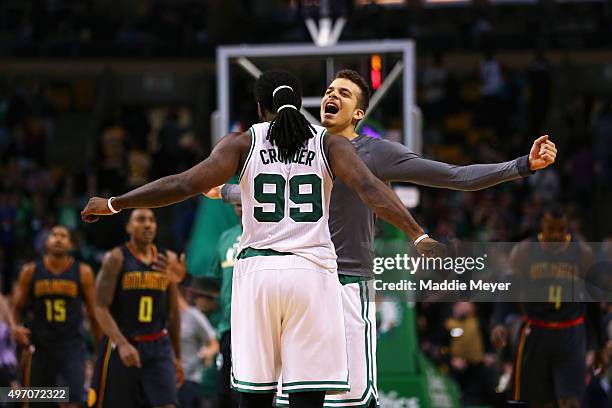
254, 70, 315, 157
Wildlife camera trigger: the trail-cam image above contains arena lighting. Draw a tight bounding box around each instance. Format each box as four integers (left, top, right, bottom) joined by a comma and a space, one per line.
356, 0, 406, 4
370, 54, 382, 90
424, 0, 469, 6
450, 328, 464, 338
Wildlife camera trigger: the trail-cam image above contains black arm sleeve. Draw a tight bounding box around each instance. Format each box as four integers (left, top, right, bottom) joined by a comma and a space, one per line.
371, 139, 532, 189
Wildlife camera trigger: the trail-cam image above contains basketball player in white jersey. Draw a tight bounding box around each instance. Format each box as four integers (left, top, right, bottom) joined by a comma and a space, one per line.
81, 70, 441, 408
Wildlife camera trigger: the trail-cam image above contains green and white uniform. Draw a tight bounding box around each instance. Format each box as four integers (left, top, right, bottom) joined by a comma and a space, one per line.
231, 122, 348, 394
224, 134, 533, 407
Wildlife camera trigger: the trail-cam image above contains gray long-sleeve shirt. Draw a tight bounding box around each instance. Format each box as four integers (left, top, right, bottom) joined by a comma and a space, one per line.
223, 134, 532, 278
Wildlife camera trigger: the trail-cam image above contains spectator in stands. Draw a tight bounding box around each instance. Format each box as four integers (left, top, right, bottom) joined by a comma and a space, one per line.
445, 302, 494, 405
592, 100, 612, 186
528, 167, 561, 204
178, 276, 219, 408
0, 294, 17, 388
420, 52, 448, 125
527, 52, 552, 135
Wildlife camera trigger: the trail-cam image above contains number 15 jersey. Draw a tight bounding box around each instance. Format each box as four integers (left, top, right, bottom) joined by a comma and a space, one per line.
238, 122, 337, 271
30, 259, 84, 345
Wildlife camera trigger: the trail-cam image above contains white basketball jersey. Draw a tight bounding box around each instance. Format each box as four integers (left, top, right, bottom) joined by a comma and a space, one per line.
238, 122, 337, 271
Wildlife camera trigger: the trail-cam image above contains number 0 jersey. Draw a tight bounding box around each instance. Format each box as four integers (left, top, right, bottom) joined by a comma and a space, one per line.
110, 244, 169, 338
238, 122, 337, 271
30, 259, 84, 345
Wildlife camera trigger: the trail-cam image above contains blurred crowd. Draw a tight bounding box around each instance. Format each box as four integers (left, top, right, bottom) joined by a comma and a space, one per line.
415, 51, 611, 243
1, 10, 612, 402
0, 82, 204, 293
412, 51, 612, 405
1, 1, 612, 58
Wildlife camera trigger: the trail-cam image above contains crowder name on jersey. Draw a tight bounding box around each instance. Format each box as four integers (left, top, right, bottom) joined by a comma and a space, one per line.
259, 147, 317, 167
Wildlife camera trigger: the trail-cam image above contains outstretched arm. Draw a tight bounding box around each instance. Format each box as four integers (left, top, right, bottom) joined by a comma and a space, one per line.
326, 134, 426, 243
82, 132, 250, 222
214, 135, 557, 201
374, 135, 557, 189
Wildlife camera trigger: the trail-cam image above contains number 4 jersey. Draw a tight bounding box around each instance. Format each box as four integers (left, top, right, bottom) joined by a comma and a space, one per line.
238, 122, 337, 271
110, 245, 169, 338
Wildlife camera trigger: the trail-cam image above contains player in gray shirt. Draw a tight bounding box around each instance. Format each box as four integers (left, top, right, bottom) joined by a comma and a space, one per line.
215, 69, 557, 408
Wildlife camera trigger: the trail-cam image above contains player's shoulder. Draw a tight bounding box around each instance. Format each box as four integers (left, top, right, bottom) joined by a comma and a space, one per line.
78, 261, 95, 275
361, 135, 413, 156
312, 123, 326, 135
574, 239, 595, 262
248, 122, 268, 132
222, 130, 252, 148
214, 129, 252, 157
247, 122, 272, 140
103, 246, 125, 265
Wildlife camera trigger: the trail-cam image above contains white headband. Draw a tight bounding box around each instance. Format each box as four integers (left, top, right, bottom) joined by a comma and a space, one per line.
277, 104, 298, 112
273, 85, 294, 97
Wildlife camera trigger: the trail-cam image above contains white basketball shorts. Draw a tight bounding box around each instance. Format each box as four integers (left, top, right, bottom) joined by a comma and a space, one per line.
230, 254, 349, 394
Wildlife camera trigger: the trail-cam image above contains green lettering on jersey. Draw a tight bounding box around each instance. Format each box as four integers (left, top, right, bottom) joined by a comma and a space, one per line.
253, 173, 323, 223
289, 174, 322, 222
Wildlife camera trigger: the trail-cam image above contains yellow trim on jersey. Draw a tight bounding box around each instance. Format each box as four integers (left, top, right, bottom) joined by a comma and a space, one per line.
97, 340, 113, 408
513, 324, 529, 401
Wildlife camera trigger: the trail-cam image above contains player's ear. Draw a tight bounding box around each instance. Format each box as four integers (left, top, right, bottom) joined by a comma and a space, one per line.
352, 108, 365, 122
